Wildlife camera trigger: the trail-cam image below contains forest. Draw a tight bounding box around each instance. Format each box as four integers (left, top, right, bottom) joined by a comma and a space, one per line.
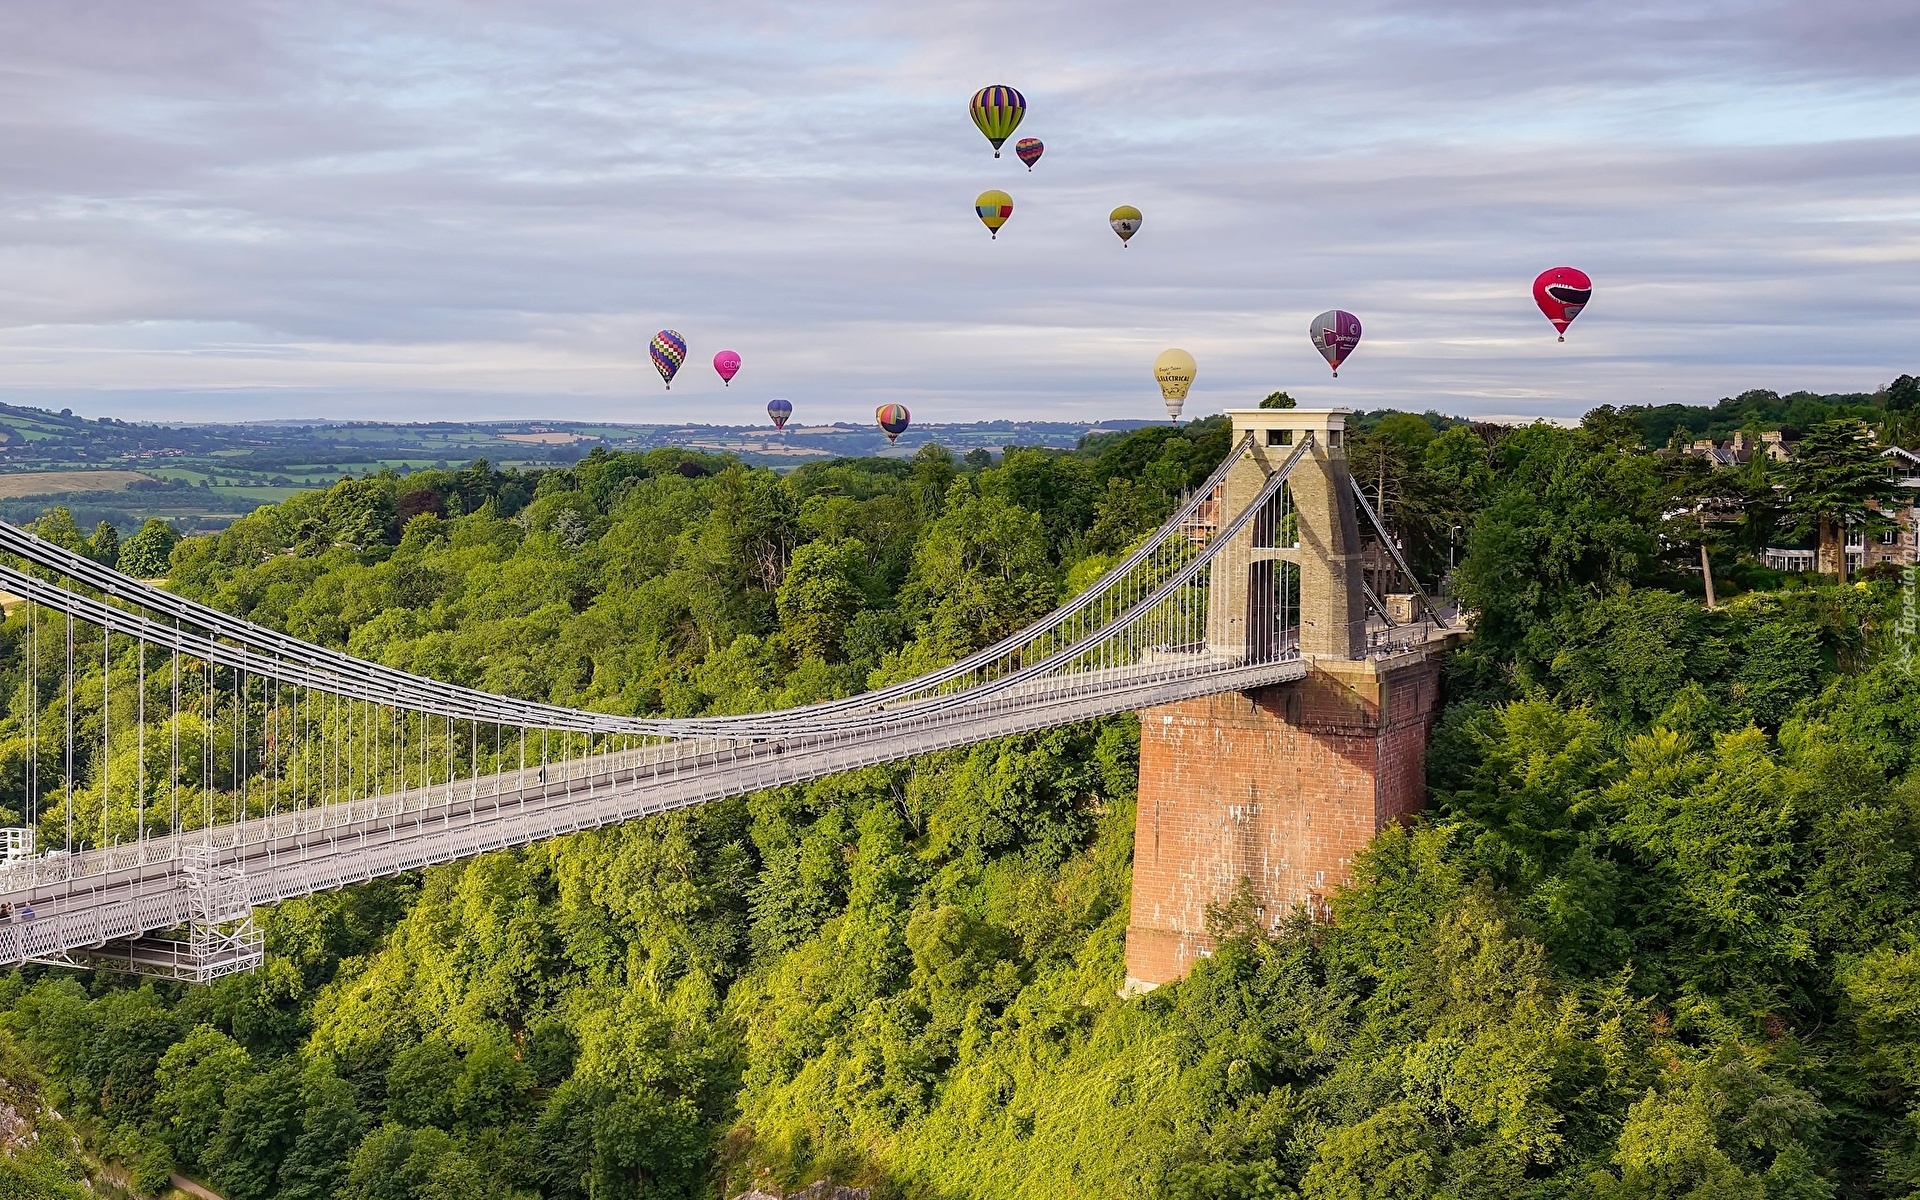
0, 395, 1917, 1200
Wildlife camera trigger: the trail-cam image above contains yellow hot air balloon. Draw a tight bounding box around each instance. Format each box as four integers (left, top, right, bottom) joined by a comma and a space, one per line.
1153, 348, 1196, 422
975, 190, 1013, 239
1110, 205, 1142, 247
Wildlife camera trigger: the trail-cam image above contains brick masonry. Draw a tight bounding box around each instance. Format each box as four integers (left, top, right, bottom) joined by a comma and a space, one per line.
1123, 651, 1444, 990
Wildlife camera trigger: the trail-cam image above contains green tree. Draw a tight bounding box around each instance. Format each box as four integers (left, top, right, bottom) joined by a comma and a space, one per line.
775, 537, 866, 662
324, 478, 399, 549
984, 448, 1095, 558
28, 507, 86, 554
1775, 418, 1898, 582
340, 1125, 488, 1200
117, 517, 179, 578
78, 987, 179, 1123
1659, 450, 1779, 606
450, 1030, 533, 1130
153, 1025, 253, 1167
1259, 391, 1298, 409
1883, 373, 1920, 448
588, 1089, 708, 1200
1889, 374, 1920, 412
1348, 418, 1448, 581
1582, 403, 1645, 449
84, 520, 120, 567
386, 1036, 461, 1129
1085, 477, 1159, 555
276, 1061, 365, 1200
1451, 424, 1667, 673
892, 478, 1055, 665
206, 1059, 305, 1200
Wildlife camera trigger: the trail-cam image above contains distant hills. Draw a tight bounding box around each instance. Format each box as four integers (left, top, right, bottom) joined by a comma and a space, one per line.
0, 400, 1163, 532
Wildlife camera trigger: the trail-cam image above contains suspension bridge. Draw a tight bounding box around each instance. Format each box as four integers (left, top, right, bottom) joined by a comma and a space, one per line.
0, 408, 1457, 982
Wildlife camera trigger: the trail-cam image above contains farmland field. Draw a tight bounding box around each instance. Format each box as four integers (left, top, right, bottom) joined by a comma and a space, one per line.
0, 469, 151, 498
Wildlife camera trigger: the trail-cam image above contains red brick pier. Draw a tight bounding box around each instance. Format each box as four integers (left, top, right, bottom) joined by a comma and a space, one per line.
1123, 649, 1447, 991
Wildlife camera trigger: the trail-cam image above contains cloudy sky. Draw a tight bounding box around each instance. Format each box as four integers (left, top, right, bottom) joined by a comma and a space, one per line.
0, 0, 1915, 426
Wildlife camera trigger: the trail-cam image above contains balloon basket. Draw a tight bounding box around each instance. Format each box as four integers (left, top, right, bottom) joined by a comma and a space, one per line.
1558, 335, 1566, 343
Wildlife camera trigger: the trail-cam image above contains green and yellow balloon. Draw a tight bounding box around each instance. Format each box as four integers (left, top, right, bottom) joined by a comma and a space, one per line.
969, 85, 1026, 158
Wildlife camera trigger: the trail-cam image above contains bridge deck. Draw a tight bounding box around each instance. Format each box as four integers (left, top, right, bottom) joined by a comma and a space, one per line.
0, 654, 1311, 966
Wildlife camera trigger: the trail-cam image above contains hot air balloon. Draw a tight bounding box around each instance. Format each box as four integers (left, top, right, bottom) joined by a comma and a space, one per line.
1533, 267, 1592, 341
975, 190, 1013, 239
767, 397, 792, 431
876, 403, 911, 444
969, 85, 1026, 158
1110, 205, 1142, 247
713, 350, 741, 386
1309, 310, 1362, 377
1153, 349, 1196, 423
1014, 137, 1044, 170
650, 330, 687, 390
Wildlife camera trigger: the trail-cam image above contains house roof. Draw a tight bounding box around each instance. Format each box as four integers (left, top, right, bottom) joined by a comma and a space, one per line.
1887, 445, 1920, 489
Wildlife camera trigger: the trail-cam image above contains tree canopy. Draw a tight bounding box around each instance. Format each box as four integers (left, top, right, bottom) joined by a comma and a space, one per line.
0, 410, 1916, 1199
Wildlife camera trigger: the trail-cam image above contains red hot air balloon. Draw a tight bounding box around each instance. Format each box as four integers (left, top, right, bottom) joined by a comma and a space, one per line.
1533, 267, 1592, 341
713, 349, 741, 385
1309, 310, 1362, 377
1014, 137, 1044, 170
876, 403, 911, 444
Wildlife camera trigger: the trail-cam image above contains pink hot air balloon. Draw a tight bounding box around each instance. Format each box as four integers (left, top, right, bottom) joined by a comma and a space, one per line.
713, 350, 741, 386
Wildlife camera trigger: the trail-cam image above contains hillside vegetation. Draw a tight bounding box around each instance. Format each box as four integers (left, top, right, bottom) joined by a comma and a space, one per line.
0, 414, 1916, 1199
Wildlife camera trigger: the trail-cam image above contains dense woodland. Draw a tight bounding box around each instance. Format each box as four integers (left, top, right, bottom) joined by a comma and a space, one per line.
0, 394, 1918, 1199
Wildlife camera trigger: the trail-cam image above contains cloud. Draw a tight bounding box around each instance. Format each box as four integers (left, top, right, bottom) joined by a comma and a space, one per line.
0, 0, 1915, 424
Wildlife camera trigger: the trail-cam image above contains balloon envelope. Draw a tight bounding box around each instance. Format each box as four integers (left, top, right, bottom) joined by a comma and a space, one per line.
1533, 267, 1592, 341
1110, 205, 1142, 246
1309, 311, 1362, 377
975, 190, 1013, 239
1014, 137, 1044, 170
1153, 348, 1196, 422
767, 397, 792, 430
713, 350, 741, 385
650, 330, 687, 389
969, 85, 1027, 157
876, 403, 912, 444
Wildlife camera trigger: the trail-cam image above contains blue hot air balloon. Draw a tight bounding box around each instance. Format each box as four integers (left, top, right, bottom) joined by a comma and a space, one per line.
767, 397, 792, 430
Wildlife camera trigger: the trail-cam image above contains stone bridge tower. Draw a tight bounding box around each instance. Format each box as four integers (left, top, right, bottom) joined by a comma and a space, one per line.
1123, 408, 1458, 993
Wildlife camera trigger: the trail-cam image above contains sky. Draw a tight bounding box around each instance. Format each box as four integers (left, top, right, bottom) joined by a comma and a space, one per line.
0, 0, 1916, 427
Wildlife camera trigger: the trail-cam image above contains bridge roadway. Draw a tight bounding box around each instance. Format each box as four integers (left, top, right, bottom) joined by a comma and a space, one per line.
0, 651, 1311, 968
